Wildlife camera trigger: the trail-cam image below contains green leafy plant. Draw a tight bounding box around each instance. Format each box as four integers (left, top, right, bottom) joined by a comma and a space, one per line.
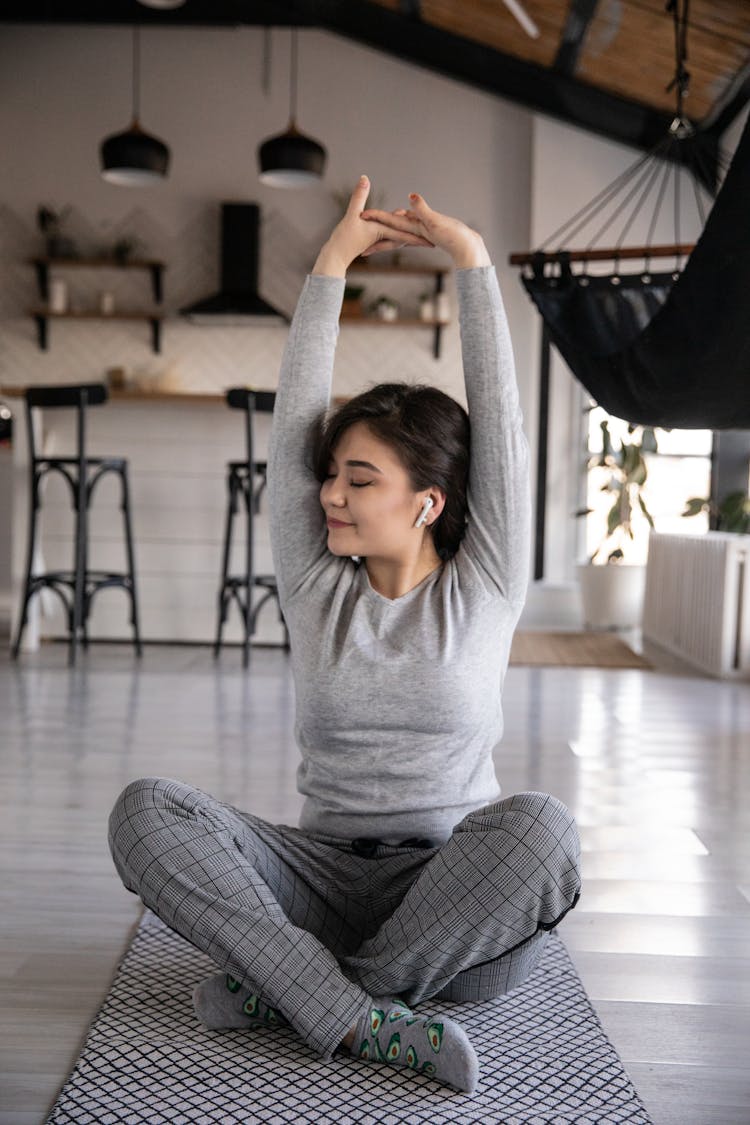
37, 204, 75, 257
682, 491, 750, 533
37, 205, 70, 236
112, 236, 144, 264
576, 419, 658, 563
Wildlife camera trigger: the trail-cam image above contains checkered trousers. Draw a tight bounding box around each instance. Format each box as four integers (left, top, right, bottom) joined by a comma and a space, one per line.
108, 780, 581, 1058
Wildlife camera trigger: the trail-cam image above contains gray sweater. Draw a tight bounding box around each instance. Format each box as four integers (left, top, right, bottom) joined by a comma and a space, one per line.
268, 266, 530, 844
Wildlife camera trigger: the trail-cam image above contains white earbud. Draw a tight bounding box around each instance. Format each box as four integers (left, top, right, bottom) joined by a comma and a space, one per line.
414, 497, 434, 528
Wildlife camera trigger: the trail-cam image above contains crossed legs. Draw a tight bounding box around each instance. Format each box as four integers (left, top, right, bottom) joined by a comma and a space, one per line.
108, 779, 581, 1064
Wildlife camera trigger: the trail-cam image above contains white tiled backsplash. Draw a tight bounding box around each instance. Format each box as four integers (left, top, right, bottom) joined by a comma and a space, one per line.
0, 202, 461, 403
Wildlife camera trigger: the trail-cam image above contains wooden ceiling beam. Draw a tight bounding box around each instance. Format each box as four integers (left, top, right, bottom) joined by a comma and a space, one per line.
398, 0, 423, 18
294, 0, 678, 152
0, 0, 686, 152
554, 0, 600, 75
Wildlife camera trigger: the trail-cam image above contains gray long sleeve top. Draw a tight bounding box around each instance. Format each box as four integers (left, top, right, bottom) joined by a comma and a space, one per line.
267, 266, 530, 844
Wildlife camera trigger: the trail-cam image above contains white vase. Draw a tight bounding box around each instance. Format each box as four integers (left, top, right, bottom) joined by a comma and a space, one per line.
419, 297, 434, 321
49, 278, 68, 313
577, 563, 646, 630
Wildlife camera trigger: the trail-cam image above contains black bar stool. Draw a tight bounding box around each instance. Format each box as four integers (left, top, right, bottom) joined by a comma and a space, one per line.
214, 388, 287, 666
12, 382, 141, 665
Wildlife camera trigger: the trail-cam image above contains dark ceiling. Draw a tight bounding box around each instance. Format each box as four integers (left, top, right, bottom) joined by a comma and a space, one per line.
3, 1, 750, 154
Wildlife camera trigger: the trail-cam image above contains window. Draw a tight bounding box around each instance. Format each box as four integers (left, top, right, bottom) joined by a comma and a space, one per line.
582, 404, 713, 565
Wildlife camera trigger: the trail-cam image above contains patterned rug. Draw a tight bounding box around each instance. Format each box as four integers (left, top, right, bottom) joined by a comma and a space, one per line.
46, 911, 652, 1124
510, 631, 652, 669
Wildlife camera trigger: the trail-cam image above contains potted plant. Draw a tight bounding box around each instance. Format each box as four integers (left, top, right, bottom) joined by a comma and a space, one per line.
113, 236, 140, 264
371, 295, 399, 321
342, 284, 365, 318
37, 205, 76, 258
419, 292, 435, 321
575, 418, 658, 629
682, 490, 750, 533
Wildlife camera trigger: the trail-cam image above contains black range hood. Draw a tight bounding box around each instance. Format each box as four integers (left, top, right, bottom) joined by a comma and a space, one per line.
180, 203, 288, 324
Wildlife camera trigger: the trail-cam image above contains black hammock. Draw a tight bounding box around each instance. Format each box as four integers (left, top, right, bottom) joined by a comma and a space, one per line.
517, 111, 750, 431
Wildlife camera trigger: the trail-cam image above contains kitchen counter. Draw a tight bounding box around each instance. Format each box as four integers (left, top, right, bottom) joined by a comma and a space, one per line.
4, 388, 283, 649
1, 384, 247, 404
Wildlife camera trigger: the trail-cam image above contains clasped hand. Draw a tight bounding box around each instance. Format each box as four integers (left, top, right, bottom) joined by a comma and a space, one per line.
312, 175, 490, 277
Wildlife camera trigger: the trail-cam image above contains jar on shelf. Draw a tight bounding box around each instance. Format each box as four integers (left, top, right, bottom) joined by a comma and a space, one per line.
372, 296, 399, 321
419, 293, 435, 321
435, 292, 450, 322
49, 278, 68, 313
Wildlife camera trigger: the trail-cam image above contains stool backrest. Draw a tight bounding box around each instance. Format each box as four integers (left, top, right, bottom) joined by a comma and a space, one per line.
225, 387, 276, 466
226, 388, 275, 413
25, 382, 108, 464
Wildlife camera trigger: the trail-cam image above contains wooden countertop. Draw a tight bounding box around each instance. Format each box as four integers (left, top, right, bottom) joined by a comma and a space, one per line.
0, 385, 271, 404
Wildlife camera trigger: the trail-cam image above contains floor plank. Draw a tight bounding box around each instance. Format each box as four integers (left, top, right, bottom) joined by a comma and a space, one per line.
1, 643, 749, 1123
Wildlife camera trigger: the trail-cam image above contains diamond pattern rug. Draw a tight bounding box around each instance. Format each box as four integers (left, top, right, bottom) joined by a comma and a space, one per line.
46, 911, 652, 1124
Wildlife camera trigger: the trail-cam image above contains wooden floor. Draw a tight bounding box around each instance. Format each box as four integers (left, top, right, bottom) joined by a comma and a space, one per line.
1, 640, 748, 1124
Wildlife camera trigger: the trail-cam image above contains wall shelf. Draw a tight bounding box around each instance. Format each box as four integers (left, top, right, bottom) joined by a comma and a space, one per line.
345, 261, 449, 357
28, 257, 166, 353
29, 308, 165, 353
341, 316, 448, 328
30, 257, 165, 303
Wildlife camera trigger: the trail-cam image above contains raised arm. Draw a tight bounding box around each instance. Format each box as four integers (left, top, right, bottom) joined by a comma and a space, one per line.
267, 272, 343, 604
455, 264, 531, 605
360, 193, 530, 604
268, 177, 434, 603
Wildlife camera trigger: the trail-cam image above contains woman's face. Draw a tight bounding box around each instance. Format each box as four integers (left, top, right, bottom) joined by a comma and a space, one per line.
320, 422, 433, 561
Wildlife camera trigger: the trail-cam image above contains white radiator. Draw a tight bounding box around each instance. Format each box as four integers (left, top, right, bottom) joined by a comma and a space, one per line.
643, 532, 750, 678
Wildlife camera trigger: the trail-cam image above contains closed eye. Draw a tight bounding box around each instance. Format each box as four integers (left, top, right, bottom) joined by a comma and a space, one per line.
350, 480, 373, 488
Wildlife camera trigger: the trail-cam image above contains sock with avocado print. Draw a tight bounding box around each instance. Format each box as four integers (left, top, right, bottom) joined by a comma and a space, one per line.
349, 998, 479, 1093
192, 973, 288, 1031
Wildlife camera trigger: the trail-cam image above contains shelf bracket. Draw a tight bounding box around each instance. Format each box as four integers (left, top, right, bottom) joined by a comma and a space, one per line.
150, 264, 164, 304
150, 318, 162, 354
34, 261, 49, 303
34, 314, 48, 350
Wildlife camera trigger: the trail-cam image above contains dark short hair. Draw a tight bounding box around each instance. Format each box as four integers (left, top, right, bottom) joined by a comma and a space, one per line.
311, 383, 470, 559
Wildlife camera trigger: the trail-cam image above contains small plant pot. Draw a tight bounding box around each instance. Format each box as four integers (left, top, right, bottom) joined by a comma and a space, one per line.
342, 296, 363, 318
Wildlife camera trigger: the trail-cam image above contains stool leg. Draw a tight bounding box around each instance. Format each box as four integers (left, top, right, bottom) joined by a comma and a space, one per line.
11, 469, 41, 659
242, 470, 253, 669
69, 471, 87, 666
81, 483, 91, 653
120, 466, 142, 657
214, 467, 236, 658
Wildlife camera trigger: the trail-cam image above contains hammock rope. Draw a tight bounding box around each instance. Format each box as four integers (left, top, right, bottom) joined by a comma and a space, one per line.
509, 0, 749, 577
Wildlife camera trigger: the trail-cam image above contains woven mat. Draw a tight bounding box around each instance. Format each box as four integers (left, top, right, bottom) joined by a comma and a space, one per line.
46, 911, 652, 1124
510, 631, 652, 669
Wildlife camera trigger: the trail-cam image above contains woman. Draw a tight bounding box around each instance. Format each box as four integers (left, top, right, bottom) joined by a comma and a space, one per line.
109, 178, 581, 1095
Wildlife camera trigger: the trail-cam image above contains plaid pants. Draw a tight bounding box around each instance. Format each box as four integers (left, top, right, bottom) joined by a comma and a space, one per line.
108, 779, 581, 1058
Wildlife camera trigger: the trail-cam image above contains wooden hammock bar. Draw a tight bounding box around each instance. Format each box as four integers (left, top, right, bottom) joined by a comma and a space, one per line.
509, 242, 695, 267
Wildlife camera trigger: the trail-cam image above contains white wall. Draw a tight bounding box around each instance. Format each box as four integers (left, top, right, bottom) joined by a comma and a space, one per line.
0, 23, 539, 638
1, 22, 740, 634
0, 24, 534, 400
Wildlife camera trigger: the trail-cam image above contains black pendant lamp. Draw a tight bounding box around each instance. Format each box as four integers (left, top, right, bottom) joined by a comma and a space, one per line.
100, 27, 170, 186
258, 30, 326, 187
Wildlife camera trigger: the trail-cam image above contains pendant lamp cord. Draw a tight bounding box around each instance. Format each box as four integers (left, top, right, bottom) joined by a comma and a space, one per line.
665, 0, 690, 120
132, 25, 141, 123
289, 28, 298, 126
